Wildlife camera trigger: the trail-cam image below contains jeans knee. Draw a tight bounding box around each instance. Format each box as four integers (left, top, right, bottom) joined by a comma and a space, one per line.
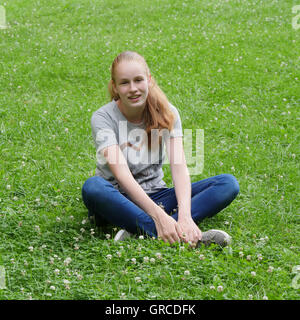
222, 174, 240, 198
81, 176, 109, 200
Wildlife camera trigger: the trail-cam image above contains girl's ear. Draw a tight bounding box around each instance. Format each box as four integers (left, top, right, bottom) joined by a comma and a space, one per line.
111, 80, 119, 100
111, 79, 116, 91
148, 74, 152, 87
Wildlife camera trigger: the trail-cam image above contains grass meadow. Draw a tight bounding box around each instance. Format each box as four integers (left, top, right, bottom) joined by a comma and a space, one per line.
0, 0, 299, 300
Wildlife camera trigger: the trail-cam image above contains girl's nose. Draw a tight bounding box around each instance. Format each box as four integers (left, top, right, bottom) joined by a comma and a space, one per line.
129, 81, 137, 92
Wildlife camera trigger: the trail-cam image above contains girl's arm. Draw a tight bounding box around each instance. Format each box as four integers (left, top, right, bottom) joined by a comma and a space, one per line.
101, 144, 181, 244
166, 137, 202, 244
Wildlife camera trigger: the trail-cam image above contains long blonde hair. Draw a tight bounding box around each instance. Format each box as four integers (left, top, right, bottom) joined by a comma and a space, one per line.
108, 51, 175, 147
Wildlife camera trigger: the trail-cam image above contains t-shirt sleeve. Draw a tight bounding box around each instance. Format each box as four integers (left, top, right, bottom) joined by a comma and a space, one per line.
169, 104, 183, 138
91, 111, 118, 153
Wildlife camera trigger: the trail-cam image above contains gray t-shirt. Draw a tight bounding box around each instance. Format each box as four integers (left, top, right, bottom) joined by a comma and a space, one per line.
91, 100, 183, 194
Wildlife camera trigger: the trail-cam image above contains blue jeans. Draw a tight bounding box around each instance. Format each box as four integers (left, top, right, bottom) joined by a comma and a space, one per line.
81, 174, 239, 238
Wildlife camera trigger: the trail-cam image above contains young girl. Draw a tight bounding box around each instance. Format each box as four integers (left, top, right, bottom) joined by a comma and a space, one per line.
82, 51, 239, 247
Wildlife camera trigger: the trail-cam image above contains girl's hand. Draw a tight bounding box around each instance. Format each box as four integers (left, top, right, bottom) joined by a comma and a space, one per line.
177, 217, 202, 245
153, 208, 182, 244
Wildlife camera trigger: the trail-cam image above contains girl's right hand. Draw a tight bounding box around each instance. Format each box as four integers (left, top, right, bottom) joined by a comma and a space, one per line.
153, 207, 182, 244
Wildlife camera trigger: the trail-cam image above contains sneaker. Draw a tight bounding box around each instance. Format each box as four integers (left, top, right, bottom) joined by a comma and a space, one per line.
114, 229, 132, 241
198, 229, 232, 247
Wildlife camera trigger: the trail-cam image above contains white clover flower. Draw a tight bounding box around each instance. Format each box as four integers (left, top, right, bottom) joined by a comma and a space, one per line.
131, 258, 136, 264
80, 228, 85, 233
210, 285, 215, 290
217, 285, 224, 292
263, 295, 268, 300
81, 219, 87, 225
56, 217, 61, 222
74, 244, 79, 250
184, 270, 190, 276
77, 274, 83, 280
143, 256, 149, 263
251, 271, 256, 277
155, 253, 162, 260
246, 255, 251, 261
64, 257, 72, 266
135, 277, 142, 283
239, 251, 244, 258
50, 286, 56, 291
6, 185, 11, 190
257, 254, 263, 261
63, 279, 70, 290
199, 254, 205, 260
106, 254, 112, 260
150, 258, 155, 263
105, 234, 111, 239
28, 246, 34, 252
116, 251, 121, 257
139, 235, 144, 240
54, 269, 60, 275
267, 266, 274, 273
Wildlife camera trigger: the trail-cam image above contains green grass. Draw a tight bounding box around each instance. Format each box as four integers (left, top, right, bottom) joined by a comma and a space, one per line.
0, 0, 299, 300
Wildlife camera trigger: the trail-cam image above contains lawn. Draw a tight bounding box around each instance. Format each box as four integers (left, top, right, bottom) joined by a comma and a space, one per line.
0, 0, 299, 300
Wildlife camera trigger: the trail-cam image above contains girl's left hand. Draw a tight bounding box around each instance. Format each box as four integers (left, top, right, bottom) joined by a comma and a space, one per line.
177, 217, 202, 245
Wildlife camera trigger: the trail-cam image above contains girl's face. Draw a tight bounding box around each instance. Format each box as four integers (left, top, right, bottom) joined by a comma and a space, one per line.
113, 60, 150, 110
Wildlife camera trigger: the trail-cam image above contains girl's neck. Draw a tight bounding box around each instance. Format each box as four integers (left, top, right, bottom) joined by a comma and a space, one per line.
116, 100, 145, 124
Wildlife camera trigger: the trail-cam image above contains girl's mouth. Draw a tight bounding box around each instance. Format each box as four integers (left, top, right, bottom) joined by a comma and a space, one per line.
128, 95, 141, 102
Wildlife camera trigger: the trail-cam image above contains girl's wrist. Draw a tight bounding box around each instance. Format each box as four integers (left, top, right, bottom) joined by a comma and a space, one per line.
178, 214, 193, 223
150, 204, 167, 221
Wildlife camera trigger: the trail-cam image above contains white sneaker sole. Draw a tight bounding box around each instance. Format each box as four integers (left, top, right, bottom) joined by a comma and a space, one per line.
114, 229, 132, 241
209, 229, 232, 245
199, 229, 232, 247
